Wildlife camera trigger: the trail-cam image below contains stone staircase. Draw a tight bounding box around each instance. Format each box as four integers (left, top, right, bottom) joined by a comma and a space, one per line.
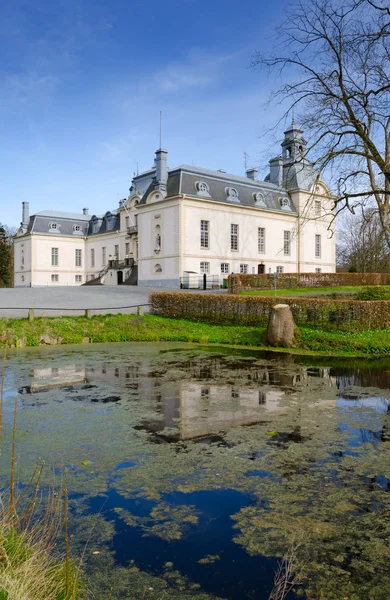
123, 265, 138, 285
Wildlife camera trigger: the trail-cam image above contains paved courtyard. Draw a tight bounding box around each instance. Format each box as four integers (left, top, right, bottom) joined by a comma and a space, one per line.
0, 286, 226, 318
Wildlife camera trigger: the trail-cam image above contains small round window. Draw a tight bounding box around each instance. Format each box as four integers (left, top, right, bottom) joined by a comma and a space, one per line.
73, 224, 82, 232
49, 222, 58, 230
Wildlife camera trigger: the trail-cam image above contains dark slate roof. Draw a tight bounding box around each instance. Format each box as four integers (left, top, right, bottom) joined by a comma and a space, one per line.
87, 211, 120, 236
138, 165, 297, 213
282, 161, 319, 190
27, 214, 90, 236
25, 208, 120, 237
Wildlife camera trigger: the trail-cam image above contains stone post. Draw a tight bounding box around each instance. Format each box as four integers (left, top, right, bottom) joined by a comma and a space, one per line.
266, 304, 296, 347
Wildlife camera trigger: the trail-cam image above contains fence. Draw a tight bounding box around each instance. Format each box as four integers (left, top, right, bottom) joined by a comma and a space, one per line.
228, 272, 390, 294
0, 304, 150, 320
180, 274, 222, 290
150, 292, 390, 331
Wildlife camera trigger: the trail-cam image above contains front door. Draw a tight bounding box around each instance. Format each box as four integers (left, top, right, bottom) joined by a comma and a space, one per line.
258, 263, 265, 274
117, 271, 123, 285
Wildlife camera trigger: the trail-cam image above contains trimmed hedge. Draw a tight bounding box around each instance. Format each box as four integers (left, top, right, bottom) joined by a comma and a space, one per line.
228, 272, 390, 294
150, 292, 390, 331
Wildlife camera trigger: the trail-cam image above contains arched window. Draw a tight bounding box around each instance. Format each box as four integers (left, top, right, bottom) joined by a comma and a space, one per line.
154, 264, 162, 273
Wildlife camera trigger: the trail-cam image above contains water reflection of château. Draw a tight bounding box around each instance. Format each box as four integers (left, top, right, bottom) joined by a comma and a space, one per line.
18, 355, 347, 441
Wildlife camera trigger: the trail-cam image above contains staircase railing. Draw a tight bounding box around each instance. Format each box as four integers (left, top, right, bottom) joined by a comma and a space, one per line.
83, 263, 109, 285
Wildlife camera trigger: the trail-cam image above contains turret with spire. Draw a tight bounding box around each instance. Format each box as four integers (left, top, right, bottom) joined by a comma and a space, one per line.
281, 120, 307, 164
267, 120, 318, 191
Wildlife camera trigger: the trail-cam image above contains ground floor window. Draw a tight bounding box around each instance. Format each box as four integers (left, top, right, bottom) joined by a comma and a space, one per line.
75, 275, 82, 282
51, 274, 59, 282
315, 268, 322, 273
200, 262, 210, 274
221, 263, 230, 274
240, 264, 248, 274
276, 266, 284, 274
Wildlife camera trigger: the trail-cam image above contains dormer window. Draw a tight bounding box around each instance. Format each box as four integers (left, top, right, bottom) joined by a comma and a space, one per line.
225, 187, 240, 203
279, 197, 292, 211
195, 181, 211, 198
91, 217, 99, 233
253, 192, 266, 207
105, 213, 114, 230
48, 222, 59, 232
73, 224, 82, 234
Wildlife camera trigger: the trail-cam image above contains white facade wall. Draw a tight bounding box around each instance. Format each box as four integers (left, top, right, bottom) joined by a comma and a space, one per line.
292, 189, 336, 273
85, 231, 125, 280
182, 199, 298, 277
14, 234, 87, 287
137, 199, 181, 287
14, 237, 32, 287
30, 235, 87, 286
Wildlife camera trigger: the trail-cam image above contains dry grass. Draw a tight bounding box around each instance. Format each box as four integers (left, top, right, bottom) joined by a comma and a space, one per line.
0, 354, 86, 600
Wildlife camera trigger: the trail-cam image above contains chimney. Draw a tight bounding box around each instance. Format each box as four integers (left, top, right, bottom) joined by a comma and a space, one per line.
155, 149, 168, 192
22, 201, 29, 227
269, 157, 283, 186
83, 208, 89, 215
246, 167, 258, 180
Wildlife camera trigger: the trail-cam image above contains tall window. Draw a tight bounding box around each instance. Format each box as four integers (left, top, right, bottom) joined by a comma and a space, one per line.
125, 242, 130, 255
283, 231, 291, 256
221, 263, 230, 274
114, 244, 119, 259
125, 216, 130, 229
51, 248, 58, 266
135, 214, 138, 228
75, 275, 82, 282
315, 234, 321, 258
201, 220, 209, 248
102, 247, 106, 265
315, 200, 321, 217
200, 262, 210, 274
51, 274, 59, 282
231, 224, 238, 250
258, 227, 265, 253
240, 264, 248, 274
91, 248, 95, 268
75, 249, 82, 267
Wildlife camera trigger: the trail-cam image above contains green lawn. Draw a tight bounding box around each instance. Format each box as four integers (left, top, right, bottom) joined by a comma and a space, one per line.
1, 314, 390, 357
241, 285, 390, 297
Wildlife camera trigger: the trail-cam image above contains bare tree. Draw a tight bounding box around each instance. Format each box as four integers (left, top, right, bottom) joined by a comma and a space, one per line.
253, 0, 390, 247
337, 206, 390, 271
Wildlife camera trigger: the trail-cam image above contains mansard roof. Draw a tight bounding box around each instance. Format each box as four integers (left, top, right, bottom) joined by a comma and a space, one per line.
24, 208, 120, 237
137, 164, 297, 214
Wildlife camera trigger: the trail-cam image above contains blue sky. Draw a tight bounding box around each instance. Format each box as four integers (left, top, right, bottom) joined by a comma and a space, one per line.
1, 0, 292, 227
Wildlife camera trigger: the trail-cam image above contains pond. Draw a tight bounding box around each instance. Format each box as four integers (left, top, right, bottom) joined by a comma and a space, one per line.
2, 343, 390, 600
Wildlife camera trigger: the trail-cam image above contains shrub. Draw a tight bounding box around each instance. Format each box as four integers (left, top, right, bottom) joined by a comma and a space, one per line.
150, 292, 390, 332
356, 286, 388, 301
228, 272, 390, 294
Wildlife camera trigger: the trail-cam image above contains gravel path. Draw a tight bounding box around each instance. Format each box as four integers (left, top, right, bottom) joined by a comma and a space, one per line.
0, 286, 226, 318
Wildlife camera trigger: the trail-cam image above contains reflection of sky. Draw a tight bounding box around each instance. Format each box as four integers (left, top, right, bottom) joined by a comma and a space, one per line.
337, 396, 390, 414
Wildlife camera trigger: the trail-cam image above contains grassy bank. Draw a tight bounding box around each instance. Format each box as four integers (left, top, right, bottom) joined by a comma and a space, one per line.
241, 285, 390, 297
0, 313, 390, 357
